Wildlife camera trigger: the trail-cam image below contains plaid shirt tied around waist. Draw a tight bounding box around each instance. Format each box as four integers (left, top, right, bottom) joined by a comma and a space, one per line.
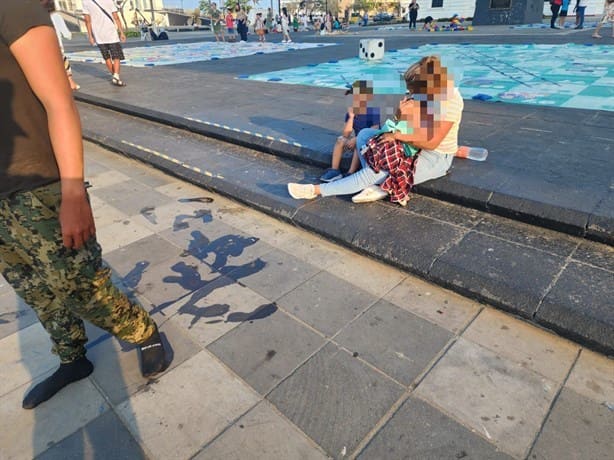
363, 137, 420, 205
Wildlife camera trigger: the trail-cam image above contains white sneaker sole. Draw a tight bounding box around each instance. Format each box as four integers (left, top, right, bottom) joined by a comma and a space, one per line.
352, 185, 388, 203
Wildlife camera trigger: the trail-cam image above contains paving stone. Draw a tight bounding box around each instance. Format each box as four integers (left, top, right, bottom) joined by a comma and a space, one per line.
129, 199, 215, 234
154, 179, 217, 201
415, 338, 558, 459
572, 239, 614, 272
383, 276, 480, 333
335, 300, 452, 385
529, 388, 614, 460
430, 231, 566, 318
463, 308, 579, 383
113, 254, 220, 311
116, 350, 260, 460
90, 179, 175, 217
87, 169, 131, 189
104, 234, 182, 276
0, 290, 37, 341
89, 195, 130, 228
324, 251, 407, 298
268, 342, 404, 458
296, 197, 467, 275
357, 396, 513, 460
83, 157, 110, 178
0, 378, 107, 460
537, 262, 614, 355
158, 217, 275, 273
474, 214, 579, 257
277, 271, 378, 337
587, 189, 614, 244
565, 349, 614, 404
95, 219, 155, 254
0, 323, 57, 398
487, 190, 589, 237
195, 401, 328, 460
87, 317, 202, 405
225, 249, 321, 302
37, 410, 146, 460
402, 195, 484, 229
208, 309, 325, 395
273, 231, 352, 270
293, 196, 393, 250
165, 275, 277, 346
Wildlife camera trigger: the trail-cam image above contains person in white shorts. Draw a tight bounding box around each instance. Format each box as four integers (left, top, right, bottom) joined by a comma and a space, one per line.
82, 0, 127, 86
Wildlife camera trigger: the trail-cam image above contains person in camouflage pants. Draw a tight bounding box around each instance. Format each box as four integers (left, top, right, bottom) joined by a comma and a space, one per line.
1, 0, 170, 410
0, 182, 155, 363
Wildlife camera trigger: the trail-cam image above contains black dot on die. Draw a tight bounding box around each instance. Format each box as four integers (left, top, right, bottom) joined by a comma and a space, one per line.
370, 52, 375, 58
378, 41, 383, 47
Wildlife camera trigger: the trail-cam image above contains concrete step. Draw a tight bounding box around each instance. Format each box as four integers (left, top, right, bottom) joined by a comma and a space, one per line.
78, 101, 614, 355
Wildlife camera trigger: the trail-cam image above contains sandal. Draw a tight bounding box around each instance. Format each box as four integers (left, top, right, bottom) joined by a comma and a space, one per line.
111, 76, 126, 87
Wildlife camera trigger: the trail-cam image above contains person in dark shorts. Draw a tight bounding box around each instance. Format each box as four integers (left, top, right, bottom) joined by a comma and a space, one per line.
82, 0, 127, 86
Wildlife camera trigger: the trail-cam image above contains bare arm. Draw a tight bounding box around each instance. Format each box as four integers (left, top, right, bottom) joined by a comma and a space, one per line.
379, 98, 454, 150
386, 121, 453, 150
83, 14, 95, 45
10, 25, 95, 249
342, 109, 355, 137
112, 12, 126, 42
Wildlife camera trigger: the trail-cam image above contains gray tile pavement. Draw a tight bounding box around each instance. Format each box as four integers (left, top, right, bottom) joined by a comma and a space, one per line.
0, 143, 612, 459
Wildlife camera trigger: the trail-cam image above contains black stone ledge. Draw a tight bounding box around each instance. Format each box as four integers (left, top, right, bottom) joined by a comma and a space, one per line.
76, 96, 613, 246
84, 129, 614, 356
75, 92, 331, 169
536, 262, 614, 356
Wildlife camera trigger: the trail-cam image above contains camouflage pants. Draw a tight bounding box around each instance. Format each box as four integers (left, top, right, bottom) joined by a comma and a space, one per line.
0, 182, 155, 363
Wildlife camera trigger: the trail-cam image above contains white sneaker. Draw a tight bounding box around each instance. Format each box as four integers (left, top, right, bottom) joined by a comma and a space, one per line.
288, 183, 317, 200
352, 185, 388, 203
281, 39, 287, 43
287, 40, 293, 43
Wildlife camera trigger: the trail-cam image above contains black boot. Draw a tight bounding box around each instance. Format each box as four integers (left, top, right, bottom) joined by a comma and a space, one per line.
23, 357, 94, 409
138, 324, 169, 378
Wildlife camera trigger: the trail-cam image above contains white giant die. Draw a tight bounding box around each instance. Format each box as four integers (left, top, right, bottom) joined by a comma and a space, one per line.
359, 39, 385, 60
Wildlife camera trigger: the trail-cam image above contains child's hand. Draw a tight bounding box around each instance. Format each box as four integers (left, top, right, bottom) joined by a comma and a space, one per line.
347, 107, 355, 117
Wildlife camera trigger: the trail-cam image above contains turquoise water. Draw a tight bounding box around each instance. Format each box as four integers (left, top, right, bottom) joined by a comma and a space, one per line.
246, 44, 614, 111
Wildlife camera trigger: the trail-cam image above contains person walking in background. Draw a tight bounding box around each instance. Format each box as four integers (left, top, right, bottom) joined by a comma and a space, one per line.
41, 0, 80, 90
82, 0, 127, 86
254, 12, 266, 43
235, 4, 248, 42
210, 2, 224, 42
558, 0, 571, 28
266, 7, 274, 33
281, 7, 292, 43
408, 1, 420, 30
0, 0, 170, 410
593, 0, 614, 37
225, 8, 236, 41
550, 0, 563, 28
574, 0, 587, 28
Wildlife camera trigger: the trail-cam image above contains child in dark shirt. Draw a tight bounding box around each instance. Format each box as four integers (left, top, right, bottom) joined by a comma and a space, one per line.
320, 80, 381, 182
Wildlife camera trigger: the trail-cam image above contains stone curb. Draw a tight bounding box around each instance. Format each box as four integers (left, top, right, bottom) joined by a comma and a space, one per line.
75, 94, 613, 246
82, 127, 614, 356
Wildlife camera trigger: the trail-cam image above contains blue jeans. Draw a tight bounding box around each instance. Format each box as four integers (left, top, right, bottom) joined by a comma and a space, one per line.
320, 128, 388, 197
576, 6, 586, 27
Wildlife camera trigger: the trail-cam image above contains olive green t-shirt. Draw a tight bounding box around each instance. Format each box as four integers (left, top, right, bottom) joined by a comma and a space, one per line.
0, 0, 60, 198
